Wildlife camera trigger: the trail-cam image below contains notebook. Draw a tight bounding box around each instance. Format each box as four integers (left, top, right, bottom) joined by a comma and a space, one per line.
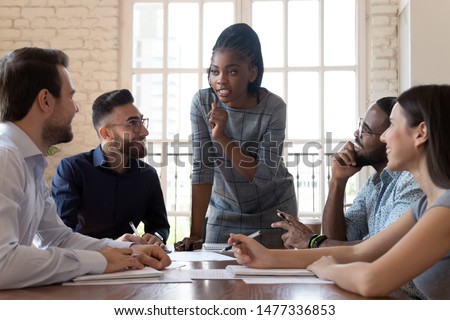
226, 265, 313, 277
71, 267, 163, 283
202, 243, 229, 251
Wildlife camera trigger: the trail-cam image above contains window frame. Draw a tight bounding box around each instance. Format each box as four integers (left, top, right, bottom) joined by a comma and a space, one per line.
119, 0, 367, 238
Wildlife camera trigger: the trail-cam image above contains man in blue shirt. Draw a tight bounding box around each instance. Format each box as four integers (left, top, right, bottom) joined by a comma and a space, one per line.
274, 97, 423, 247
51, 89, 169, 244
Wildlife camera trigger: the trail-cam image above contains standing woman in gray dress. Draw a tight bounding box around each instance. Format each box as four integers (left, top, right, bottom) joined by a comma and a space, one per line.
182, 23, 297, 249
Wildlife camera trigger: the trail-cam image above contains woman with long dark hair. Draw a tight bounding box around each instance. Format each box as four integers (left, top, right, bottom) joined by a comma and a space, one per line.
230, 84, 450, 299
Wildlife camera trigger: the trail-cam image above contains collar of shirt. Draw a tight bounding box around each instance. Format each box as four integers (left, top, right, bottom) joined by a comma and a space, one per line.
93, 144, 141, 173
0, 122, 47, 179
0, 122, 43, 158
93, 144, 108, 167
370, 167, 399, 185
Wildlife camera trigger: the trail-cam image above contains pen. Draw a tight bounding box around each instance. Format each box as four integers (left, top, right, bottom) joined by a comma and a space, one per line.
276, 210, 293, 225
220, 230, 262, 253
129, 221, 140, 237
153, 231, 172, 253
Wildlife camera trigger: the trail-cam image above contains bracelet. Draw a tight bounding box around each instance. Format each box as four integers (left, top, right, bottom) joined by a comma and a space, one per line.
307, 234, 319, 248
310, 234, 328, 248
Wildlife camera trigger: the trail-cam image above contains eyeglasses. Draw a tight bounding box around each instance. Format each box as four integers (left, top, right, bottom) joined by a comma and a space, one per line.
108, 118, 149, 134
357, 118, 384, 139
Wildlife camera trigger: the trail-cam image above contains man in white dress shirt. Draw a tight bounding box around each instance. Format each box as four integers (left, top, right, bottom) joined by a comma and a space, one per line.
0, 47, 171, 290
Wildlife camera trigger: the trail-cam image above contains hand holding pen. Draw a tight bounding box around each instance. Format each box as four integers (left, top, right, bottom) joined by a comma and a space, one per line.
128, 221, 163, 245
221, 230, 262, 253
270, 211, 317, 249
227, 231, 273, 269
276, 210, 294, 225
126, 221, 149, 244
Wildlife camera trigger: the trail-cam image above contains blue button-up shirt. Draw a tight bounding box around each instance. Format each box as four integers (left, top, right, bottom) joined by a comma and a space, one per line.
345, 169, 424, 241
51, 145, 170, 241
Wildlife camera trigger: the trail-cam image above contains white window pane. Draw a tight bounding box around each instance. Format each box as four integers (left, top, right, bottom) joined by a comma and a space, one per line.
288, 0, 320, 67
324, 0, 356, 66
133, 3, 164, 68
323, 71, 356, 139
132, 73, 163, 140
167, 216, 191, 244
166, 153, 192, 211
262, 72, 284, 100
287, 72, 320, 140
167, 73, 199, 140
146, 143, 162, 173
202, 72, 210, 88
127, 0, 360, 222
168, 3, 199, 68
253, 1, 283, 67
203, 2, 234, 68
285, 143, 321, 213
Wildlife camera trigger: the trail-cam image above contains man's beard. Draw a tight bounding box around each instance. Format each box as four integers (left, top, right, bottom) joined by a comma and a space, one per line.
122, 139, 147, 159
42, 120, 73, 149
355, 154, 375, 167
109, 130, 148, 159
355, 146, 387, 167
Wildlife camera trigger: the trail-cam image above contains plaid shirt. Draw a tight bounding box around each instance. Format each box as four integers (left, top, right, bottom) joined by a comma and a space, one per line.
190, 88, 297, 248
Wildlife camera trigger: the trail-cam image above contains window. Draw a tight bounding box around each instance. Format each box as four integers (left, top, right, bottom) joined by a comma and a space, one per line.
120, 0, 365, 243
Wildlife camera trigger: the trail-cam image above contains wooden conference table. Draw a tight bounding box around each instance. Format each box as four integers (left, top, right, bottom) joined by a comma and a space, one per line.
0, 256, 406, 300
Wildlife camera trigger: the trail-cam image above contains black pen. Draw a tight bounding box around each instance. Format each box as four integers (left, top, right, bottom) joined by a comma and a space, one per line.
276, 210, 293, 225
220, 230, 262, 253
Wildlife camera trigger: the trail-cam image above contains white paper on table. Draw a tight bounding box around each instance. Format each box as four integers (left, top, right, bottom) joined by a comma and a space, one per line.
63, 278, 167, 286
63, 269, 193, 286
190, 269, 235, 280
189, 269, 333, 283
165, 261, 186, 269
243, 277, 334, 284
169, 251, 235, 261
226, 265, 314, 276
202, 243, 230, 251
70, 266, 162, 282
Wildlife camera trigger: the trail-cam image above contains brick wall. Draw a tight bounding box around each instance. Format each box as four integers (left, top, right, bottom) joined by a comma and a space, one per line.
367, 0, 400, 101
0, 0, 400, 184
0, 0, 120, 184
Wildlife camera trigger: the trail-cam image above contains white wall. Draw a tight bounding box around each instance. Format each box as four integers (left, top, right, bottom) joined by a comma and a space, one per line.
399, 0, 450, 91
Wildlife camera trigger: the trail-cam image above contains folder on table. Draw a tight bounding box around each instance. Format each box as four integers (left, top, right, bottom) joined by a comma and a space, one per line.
71, 267, 162, 283
202, 243, 229, 251
226, 265, 313, 277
